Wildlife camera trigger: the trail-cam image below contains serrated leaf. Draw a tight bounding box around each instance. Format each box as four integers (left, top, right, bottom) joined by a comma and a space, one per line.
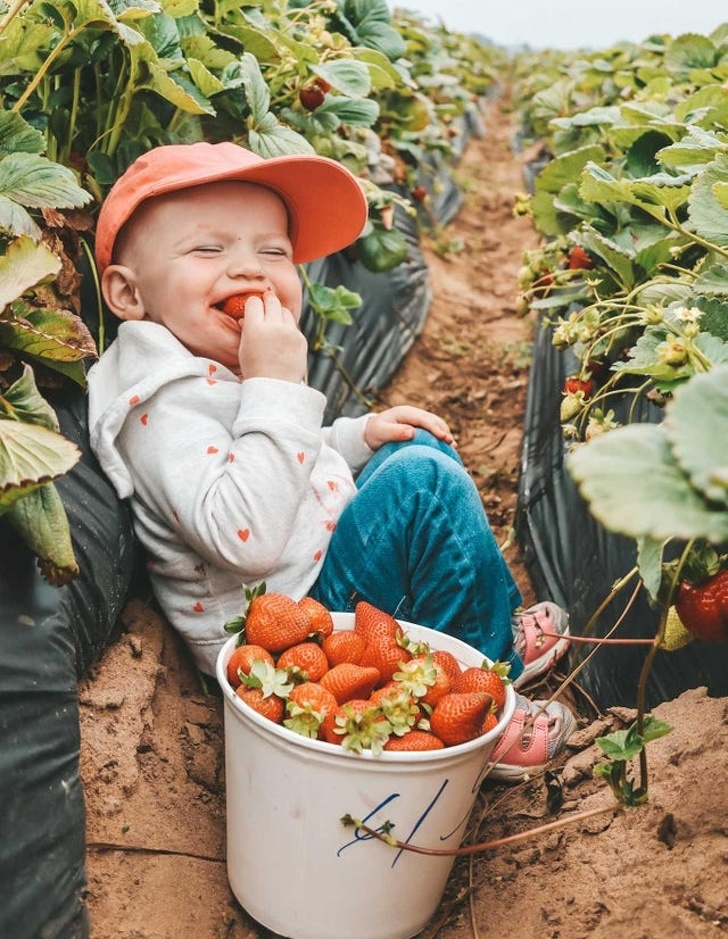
0, 110, 45, 158
313, 58, 371, 97
2, 363, 61, 430
240, 51, 270, 123
0, 197, 39, 239
313, 95, 379, 128
0, 304, 97, 365
0, 236, 61, 309
5, 483, 79, 585
0, 153, 92, 209
636, 536, 666, 601
640, 715, 672, 744
567, 423, 728, 542
186, 57, 225, 97
248, 124, 314, 158
687, 154, 728, 247
141, 61, 215, 114
0, 419, 81, 494
667, 365, 728, 505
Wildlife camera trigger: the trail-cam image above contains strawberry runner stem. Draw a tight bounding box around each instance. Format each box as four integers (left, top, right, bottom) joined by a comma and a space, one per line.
540, 630, 655, 646
340, 802, 621, 857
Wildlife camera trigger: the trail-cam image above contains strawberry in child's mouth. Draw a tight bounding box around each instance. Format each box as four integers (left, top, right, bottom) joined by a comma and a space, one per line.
221, 291, 266, 320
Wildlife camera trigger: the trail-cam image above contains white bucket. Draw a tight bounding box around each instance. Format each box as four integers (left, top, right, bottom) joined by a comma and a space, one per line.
216, 614, 516, 939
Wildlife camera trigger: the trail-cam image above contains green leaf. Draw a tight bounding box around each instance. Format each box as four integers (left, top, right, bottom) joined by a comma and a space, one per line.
240, 51, 270, 124
314, 58, 371, 97
0, 237, 61, 309
141, 61, 215, 115
0, 304, 97, 372
640, 715, 672, 744
312, 95, 379, 128
0, 153, 92, 210
0, 417, 81, 496
687, 154, 728, 247
566, 423, 728, 542
0, 363, 62, 431
355, 223, 407, 272
186, 57, 225, 98
5, 482, 79, 585
667, 365, 728, 506
636, 536, 666, 601
248, 124, 314, 158
337, 0, 406, 61
0, 197, 38, 239
307, 282, 361, 324
596, 725, 643, 761
0, 110, 45, 158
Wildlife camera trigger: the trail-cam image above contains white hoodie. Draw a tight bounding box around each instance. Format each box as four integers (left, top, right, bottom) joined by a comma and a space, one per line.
87, 320, 373, 674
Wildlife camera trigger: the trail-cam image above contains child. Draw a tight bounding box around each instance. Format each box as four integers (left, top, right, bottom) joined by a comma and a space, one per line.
88, 141, 576, 780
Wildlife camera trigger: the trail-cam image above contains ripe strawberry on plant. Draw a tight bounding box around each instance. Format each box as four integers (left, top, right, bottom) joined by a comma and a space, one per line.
568, 246, 593, 270
226, 643, 275, 689
430, 692, 493, 746
675, 568, 728, 643
299, 82, 326, 111
244, 587, 312, 653
277, 642, 329, 683
563, 376, 593, 398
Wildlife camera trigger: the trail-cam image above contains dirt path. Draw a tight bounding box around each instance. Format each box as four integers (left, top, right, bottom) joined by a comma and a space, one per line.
79, 95, 728, 939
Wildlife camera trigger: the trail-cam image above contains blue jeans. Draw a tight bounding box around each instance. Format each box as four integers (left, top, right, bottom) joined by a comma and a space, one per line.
311, 430, 524, 678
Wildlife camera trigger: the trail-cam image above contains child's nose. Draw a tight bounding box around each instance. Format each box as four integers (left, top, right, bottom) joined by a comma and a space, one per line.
227, 247, 266, 279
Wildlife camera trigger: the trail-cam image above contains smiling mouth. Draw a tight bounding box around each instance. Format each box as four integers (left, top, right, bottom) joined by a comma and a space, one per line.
219, 291, 267, 321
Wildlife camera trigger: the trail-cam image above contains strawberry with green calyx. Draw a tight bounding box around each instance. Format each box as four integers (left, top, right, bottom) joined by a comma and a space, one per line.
430, 649, 463, 686
298, 596, 334, 640
393, 654, 451, 708
277, 642, 329, 683
223, 581, 267, 643
244, 588, 313, 654
323, 699, 393, 755
226, 643, 275, 689
370, 685, 420, 737
284, 682, 338, 740
675, 569, 728, 643
235, 659, 294, 723
564, 376, 593, 398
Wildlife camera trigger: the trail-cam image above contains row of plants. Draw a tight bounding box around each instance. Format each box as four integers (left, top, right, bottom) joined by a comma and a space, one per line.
0, 0, 506, 582
511, 25, 728, 800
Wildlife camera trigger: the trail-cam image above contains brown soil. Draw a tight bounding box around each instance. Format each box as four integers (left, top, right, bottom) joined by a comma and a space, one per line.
79, 94, 728, 939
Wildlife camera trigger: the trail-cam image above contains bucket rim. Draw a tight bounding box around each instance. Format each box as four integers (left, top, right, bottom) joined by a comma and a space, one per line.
216, 613, 516, 764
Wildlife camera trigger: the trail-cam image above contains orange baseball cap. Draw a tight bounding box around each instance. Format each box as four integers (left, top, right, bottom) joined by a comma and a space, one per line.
94, 141, 369, 272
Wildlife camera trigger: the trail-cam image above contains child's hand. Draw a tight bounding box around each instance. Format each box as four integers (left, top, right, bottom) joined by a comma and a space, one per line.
364, 405, 455, 450
238, 293, 308, 383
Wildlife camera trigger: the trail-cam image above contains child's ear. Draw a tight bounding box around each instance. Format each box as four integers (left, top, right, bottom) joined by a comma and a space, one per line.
101, 265, 146, 321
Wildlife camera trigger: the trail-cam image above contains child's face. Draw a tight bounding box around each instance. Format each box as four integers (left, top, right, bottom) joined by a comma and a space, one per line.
106, 181, 303, 370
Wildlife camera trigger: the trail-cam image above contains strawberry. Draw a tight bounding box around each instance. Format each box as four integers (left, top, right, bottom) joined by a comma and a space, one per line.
429, 692, 493, 746
354, 601, 402, 645
299, 83, 326, 110
563, 376, 593, 398
298, 596, 334, 640
658, 605, 694, 651
411, 186, 427, 203
675, 569, 728, 643
244, 591, 312, 653
394, 654, 451, 708
234, 659, 294, 724
284, 682, 338, 739
369, 684, 420, 736
320, 663, 381, 704
322, 699, 392, 754
568, 245, 593, 270
384, 730, 445, 752
430, 649, 463, 686
359, 621, 411, 685
322, 630, 367, 666
225, 643, 275, 689
452, 662, 509, 711
481, 708, 499, 735
222, 291, 265, 320
277, 642, 329, 683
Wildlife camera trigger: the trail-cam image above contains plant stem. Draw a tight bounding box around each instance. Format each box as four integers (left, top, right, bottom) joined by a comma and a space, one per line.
342, 801, 621, 857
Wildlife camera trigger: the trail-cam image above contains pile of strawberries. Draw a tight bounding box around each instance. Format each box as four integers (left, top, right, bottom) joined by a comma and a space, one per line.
223, 588, 509, 755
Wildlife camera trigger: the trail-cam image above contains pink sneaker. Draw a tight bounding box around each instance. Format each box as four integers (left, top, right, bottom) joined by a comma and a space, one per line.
512, 601, 571, 690
487, 693, 577, 783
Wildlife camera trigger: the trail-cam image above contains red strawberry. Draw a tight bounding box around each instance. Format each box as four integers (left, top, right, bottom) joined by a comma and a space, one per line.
481, 708, 499, 735
411, 186, 427, 203
299, 83, 326, 110
225, 643, 275, 689
430, 692, 493, 746
431, 649, 463, 686
394, 654, 451, 708
235, 686, 285, 723
322, 699, 391, 754
284, 682, 338, 739
384, 730, 445, 751
568, 246, 593, 270
244, 592, 312, 654
320, 663, 381, 704
360, 621, 411, 685
298, 596, 334, 640
354, 601, 402, 644
277, 642, 329, 683
222, 291, 265, 320
322, 630, 367, 666
452, 662, 508, 711
563, 376, 593, 398
369, 684, 420, 736
675, 569, 728, 642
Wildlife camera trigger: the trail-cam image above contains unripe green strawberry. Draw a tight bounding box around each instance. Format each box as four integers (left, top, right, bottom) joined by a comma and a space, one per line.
659, 606, 694, 651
